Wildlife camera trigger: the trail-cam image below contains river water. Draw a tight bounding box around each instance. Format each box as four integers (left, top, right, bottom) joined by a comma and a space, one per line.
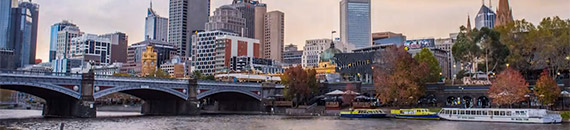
0, 110, 568, 130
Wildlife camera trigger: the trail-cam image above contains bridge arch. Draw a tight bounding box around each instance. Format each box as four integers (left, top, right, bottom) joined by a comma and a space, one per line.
0, 81, 80, 99
94, 85, 188, 100
198, 89, 261, 101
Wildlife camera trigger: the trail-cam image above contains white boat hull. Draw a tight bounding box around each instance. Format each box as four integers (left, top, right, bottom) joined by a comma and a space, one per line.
438, 114, 562, 124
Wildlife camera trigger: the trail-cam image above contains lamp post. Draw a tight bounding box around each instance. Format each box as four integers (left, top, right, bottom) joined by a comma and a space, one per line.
539, 94, 545, 109
561, 91, 569, 110
452, 64, 457, 85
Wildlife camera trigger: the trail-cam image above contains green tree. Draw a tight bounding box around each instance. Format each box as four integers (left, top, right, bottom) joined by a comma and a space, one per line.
531, 17, 570, 78
155, 69, 171, 78
452, 26, 482, 73
201, 75, 215, 81
192, 71, 203, 79
535, 70, 561, 107
495, 19, 536, 73
414, 48, 441, 82
479, 27, 510, 73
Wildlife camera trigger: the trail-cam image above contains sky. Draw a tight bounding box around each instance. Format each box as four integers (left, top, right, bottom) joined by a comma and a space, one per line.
31, 0, 570, 62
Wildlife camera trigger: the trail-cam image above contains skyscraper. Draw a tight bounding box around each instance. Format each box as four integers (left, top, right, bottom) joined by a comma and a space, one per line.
230, 1, 255, 38
145, 1, 168, 42
10, 1, 39, 67
263, 11, 284, 62
475, 3, 496, 29
254, 3, 266, 57
0, 0, 15, 49
205, 5, 247, 36
100, 32, 128, 64
495, 0, 513, 27
168, 0, 210, 58
55, 25, 81, 59
340, 0, 371, 49
50, 20, 78, 62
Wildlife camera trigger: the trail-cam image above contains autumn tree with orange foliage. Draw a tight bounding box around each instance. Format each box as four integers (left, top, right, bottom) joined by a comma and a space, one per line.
535, 70, 561, 107
342, 84, 357, 106
488, 68, 530, 107
281, 65, 320, 105
374, 46, 429, 106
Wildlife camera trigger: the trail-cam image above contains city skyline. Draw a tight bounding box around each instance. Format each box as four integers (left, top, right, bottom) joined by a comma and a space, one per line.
30, 0, 570, 62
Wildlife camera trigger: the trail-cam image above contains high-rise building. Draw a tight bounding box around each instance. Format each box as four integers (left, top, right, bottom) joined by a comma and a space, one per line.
495, 0, 513, 27
230, 1, 255, 38
263, 11, 284, 62
145, 1, 168, 42
9, 1, 39, 67
214, 35, 260, 73
49, 21, 78, 62
69, 34, 112, 65
205, 5, 247, 36
55, 25, 82, 59
192, 30, 238, 75
0, 0, 16, 49
254, 3, 266, 55
100, 32, 128, 64
340, 0, 371, 49
475, 3, 496, 29
168, 0, 210, 58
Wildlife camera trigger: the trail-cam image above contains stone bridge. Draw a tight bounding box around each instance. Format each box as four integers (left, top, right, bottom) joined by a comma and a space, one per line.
0, 70, 270, 118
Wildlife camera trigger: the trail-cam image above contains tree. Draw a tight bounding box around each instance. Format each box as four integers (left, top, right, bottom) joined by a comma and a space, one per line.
535, 70, 561, 107
479, 27, 510, 73
155, 69, 171, 78
452, 26, 482, 73
531, 17, 570, 78
495, 19, 536, 73
192, 71, 203, 79
374, 46, 429, 106
202, 75, 215, 81
306, 69, 321, 95
281, 66, 310, 104
488, 68, 530, 107
414, 48, 442, 82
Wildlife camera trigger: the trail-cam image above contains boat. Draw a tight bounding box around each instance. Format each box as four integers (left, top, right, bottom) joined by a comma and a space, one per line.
390, 108, 439, 119
437, 108, 562, 124
339, 109, 387, 118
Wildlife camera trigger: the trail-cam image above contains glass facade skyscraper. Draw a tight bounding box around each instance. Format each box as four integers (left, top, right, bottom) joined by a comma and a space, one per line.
475, 4, 496, 29
340, 0, 371, 49
0, 0, 14, 49
10, 1, 39, 67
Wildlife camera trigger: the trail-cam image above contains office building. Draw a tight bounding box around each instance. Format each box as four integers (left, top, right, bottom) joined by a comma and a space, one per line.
100, 32, 128, 63
0, 49, 15, 69
495, 0, 513, 27
69, 34, 112, 65
55, 25, 82, 59
263, 11, 285, 62
191, 30, 237, 75
230, 1, 255, 38
227, 56, 283, 74
283, 44, 302, 67
123, 40, 176, 75
9, 1, 39, 68
213, 35, 260, 74
340, 0, 371, 49
49, 21, 78, 62
254, 3, 266, 54
205, 5, 247, 36
0, 0, 16, 49
168, 0, 210, 58
160, 57, 188, 78
475, 3, 496, 29
145, 1, 168, 42
372, 32, 406, 46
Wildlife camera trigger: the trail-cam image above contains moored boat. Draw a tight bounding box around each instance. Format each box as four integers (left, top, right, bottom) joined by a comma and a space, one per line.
339, 109, 387, 118
390, 108, 439, 119
438, 108, 562, 124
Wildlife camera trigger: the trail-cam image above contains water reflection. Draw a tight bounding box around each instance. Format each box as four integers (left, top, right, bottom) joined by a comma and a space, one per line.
0, 110, 567, 130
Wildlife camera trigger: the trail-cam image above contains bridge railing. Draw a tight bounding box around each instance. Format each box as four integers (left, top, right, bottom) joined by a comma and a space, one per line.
0, 69, 82, 77
94, 75, 188, 82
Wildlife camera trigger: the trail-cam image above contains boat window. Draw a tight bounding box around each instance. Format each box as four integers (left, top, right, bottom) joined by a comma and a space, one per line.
520, 111, 527, 115
500, 111, 506, 116
446, 110, 450, 114
453, 110, 457, 114
507, 111, 512, 116
477, 111, 481, 115
494, 111, 499, 115
460, 110, 465, 114
482, 111, 487, 115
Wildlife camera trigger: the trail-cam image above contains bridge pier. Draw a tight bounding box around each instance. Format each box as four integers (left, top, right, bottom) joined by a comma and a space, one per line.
42, 72, 96, 118
141, 78, 199, 115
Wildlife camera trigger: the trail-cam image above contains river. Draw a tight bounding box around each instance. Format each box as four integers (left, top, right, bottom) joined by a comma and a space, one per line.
0, 110, 567, 130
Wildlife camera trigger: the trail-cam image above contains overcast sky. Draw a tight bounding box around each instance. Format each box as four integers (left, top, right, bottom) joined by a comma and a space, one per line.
32, 0, 570, 61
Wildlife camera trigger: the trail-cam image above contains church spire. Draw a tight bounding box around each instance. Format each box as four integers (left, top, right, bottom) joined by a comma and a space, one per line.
467, 15, 472, 32
495, 0, 514, 27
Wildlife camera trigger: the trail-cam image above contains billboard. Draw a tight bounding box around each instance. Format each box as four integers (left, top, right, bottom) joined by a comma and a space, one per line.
405, 38, 435, 49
